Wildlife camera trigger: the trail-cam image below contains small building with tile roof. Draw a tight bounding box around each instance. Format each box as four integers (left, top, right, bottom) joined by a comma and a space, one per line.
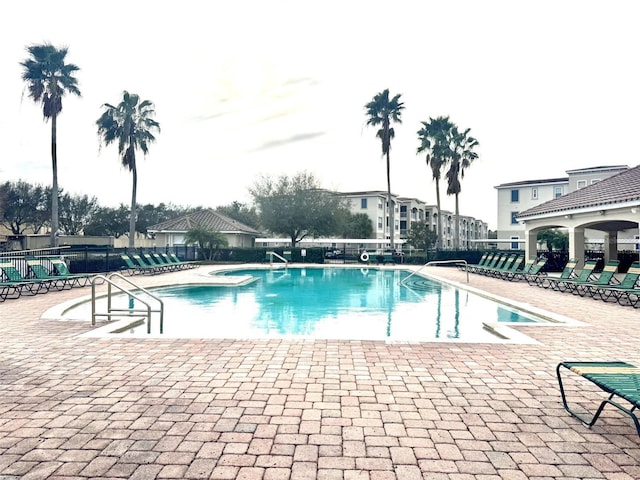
148, 209, 262, 248
516, 165, 640, 265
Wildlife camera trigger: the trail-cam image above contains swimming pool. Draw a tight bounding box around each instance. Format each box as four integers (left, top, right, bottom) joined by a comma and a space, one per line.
70, 266, 547, 342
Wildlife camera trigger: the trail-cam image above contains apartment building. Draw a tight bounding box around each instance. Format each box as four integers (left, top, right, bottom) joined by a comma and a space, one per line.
495, 165, 630, 248
340, 191, 489, 250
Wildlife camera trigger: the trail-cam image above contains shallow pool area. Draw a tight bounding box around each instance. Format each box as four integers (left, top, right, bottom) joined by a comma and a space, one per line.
53, 266, 556, 343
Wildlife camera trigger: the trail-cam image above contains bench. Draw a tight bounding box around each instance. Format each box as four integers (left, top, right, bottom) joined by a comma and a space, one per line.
556, 361, 640, 436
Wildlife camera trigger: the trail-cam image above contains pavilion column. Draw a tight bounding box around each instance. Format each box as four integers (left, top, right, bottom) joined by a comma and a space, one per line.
603, 231, 618, 263
568, 227, 585, 268
525, 228, 537, 261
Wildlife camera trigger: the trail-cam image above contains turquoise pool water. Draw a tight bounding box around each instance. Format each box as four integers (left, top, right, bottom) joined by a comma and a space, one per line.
97, 267, 542, 341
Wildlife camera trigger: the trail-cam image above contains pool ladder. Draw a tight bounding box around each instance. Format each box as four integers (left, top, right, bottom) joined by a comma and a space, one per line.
90, 273, 164, 334
266, 251, 289, 270
400, 259, 469, 287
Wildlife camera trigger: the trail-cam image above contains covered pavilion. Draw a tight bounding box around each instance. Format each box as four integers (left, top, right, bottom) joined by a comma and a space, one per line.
517, 165, 640, 267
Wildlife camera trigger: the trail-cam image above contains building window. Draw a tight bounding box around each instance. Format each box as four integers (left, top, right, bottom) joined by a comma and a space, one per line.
378, 200, 383, 209
554, 186, 563, 198
510, 236, 520, 250
576, 180, 587, 189
377, 217, 383, 229
511, 189, 519, 202
510, 211, 519, 224
361, 198, 367, 209
531, 188, 538, 200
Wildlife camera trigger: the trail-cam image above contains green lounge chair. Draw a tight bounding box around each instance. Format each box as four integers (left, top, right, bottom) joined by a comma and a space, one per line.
593, 262, 640, 306
568, 260, 620, 297
473, 253, 504, 275
536, 258, 578, 288
545, 260, 599, 292
142, 253, 172, 272
557, 361, 640, 437
485, 254, 519, 278
501, 257, 533, 281
495, 255, 524, 280
0, 260, 51, 296
465, 252, 491, 273
151, 253, 180, 271
521, 257, 549, 285
131, 254, 164, 274
121, 254, 155, 275
26, 257, 92, 290
165, 253, 198, 269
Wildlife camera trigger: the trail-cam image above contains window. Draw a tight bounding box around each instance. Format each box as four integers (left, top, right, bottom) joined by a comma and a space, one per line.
377, 200, 383, 210
510, 211, 519, 224
511, 189, 519, 202
361, 198, 367, 209
576, 180, 587, 189
510, 236, 520, 250
377, 217, 383, 229
554, 186, 563, 198
531, 187, 538, 200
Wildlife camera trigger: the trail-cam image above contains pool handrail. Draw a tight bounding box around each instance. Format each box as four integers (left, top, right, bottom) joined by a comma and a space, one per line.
90, 273, 164, 334
400, 259, 469, 286
266, 251, 289, 269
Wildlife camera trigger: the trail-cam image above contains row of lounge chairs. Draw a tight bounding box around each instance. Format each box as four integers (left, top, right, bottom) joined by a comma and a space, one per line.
120, 252, 198, 275
0, 252, 198, 302
466, 252, 640, 307
0, 256, 94, 302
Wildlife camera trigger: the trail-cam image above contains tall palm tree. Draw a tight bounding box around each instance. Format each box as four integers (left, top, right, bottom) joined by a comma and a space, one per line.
20, 43, 81, 246
446, 126, 479, 250
365, 89, 404, 250
416, 116, 455, 250
96, 91, 160, 248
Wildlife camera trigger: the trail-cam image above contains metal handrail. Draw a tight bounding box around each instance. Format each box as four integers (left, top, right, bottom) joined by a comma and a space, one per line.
90, 273, 164, 334
400, 259, 469, 285
267, 251, 289, 269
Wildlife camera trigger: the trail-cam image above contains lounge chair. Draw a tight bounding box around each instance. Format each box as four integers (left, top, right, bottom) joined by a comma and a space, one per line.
150, 253, 180, 271
567, 260, 620, 297
522, 257, 549, 285
0, 260, 51, 295
466, 252, 491, 273
482, 254, 518, 278
593, 262, 640, 307
473, 253, 504, 275
121, 254, 156, 275
536, 258, 578, 288
26, 257, 92, 290
131, 254, 165, 274
544, 260, 599, 292
501, 257, 533, 282
142, 253, 173, 272
557, 361, 640, 437
165, 253, 198, 269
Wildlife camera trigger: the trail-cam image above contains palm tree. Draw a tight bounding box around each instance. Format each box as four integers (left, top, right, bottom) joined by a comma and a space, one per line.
416, 116, 455, 250
96, 91, 160, 248
364, 89, 404, 249
446, 126, 479, 250
184, 226, 229, 261
20, 43, 81, 246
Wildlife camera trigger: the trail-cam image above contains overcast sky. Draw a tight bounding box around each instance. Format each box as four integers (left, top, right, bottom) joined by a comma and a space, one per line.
2, 1, 639, 229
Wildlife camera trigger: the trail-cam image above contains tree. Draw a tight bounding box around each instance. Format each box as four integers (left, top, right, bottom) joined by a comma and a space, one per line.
20, 43, 81, 246
184, 226, 228, 261
538, 228, 568, 251
96, 91, 160, 248
58, 193, 99, 235
417, 116, 455, 250
406, 221, 438, 252
341, 212, 373, 239
0, 180, 49, 234
216, 201, 261, 229
83, 205, 130, 238
250, 172, 348, 246
364, 89, 404, 249
446, 125, 479, 250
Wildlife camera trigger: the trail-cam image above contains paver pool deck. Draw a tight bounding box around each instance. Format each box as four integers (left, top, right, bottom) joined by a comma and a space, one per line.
1, 264, 639, 480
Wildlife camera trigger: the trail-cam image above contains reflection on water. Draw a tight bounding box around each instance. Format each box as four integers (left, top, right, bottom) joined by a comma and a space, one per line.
107, 268, 539, 341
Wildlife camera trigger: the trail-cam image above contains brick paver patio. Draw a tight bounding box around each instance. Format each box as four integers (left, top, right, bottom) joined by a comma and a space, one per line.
1, 264, 639, 479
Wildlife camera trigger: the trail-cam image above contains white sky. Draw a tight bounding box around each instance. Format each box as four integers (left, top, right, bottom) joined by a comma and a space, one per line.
2, 1, 639, 230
